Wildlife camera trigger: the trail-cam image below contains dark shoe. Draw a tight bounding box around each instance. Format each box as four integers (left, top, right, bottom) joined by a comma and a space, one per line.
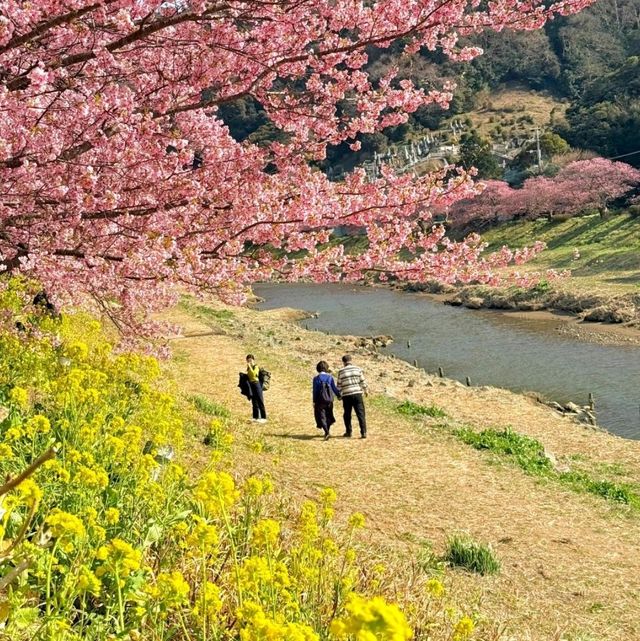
323, 431, 330, 441
360, 433, 367, 439
342, 433, 352, 438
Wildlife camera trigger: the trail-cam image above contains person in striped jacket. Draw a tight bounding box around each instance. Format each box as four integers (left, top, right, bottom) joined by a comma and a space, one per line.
337, 354, 368, 439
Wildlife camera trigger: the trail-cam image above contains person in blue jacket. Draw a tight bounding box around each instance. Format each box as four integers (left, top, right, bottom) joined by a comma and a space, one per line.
312, 361, 341, 441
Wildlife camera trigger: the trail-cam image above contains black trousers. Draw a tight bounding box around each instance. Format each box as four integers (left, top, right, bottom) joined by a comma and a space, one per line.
249, 381, 267, 419
342, 394, 366, 436
314, 402, 336, 433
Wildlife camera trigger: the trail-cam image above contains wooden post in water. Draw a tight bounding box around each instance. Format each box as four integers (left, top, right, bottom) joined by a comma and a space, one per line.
438, 366, 444, 378
407, 340, 411, 349
589, 393, 595, 411
413, 359, 418, 368
466, 376, 472, 387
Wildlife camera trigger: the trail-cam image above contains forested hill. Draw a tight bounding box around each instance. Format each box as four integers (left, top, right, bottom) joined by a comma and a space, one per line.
217, 0, 640, 171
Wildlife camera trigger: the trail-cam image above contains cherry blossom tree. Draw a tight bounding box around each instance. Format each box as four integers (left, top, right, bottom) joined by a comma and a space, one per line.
553, 158, 640, 216
0, 0, 594, 333
448, 180, 516, 230
447, 159, 640, 230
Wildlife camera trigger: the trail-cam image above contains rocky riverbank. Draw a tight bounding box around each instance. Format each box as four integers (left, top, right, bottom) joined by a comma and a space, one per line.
401, 280, 640, 345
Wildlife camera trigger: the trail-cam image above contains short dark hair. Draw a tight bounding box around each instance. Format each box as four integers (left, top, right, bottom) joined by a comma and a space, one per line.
246, 354, 255, 361
316, 360, 329, 373
342, 354, 352, 364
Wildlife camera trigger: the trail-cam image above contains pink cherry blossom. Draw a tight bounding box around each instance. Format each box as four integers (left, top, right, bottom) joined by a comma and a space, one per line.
0, 0, 596, 335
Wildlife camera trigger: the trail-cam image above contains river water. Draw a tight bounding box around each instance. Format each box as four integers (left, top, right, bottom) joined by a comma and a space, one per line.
255, 283, 640, 439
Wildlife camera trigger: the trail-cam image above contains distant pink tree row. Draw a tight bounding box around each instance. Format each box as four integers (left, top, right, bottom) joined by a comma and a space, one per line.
446, 159, 640, 231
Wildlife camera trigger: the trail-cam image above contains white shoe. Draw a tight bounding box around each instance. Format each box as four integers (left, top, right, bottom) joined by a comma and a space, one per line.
258, 418, 267, 423
251, 418, 259, 422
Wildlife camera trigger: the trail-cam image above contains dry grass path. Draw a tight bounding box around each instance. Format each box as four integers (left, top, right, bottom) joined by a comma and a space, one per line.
163, 302, 640, 641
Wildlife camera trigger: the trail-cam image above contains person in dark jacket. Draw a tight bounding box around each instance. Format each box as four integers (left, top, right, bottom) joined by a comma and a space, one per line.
246, 354, 267, 423
312, 361, 340, 441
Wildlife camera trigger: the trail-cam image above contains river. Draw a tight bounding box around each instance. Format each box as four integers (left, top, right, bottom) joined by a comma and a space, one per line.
255, 283, 640, 440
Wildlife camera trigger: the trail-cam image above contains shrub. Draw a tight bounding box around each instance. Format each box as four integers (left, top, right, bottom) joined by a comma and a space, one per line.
444, 534, 500, 575
396, 400, 448, 418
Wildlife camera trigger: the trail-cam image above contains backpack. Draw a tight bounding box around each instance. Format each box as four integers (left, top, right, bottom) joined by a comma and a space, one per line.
258, 369, 271, 391
318, 380, 334, 404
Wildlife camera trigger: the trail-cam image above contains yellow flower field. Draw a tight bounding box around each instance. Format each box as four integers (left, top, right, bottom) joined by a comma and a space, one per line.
0, 279, 474, 641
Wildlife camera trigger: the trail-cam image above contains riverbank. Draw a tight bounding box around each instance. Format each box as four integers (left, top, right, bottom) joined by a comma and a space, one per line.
401, 284, 640, 347
398, 210, 640, 345
163, 297, 640, 641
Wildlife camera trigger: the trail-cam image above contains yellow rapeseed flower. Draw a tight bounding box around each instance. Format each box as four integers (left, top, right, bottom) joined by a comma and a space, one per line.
4, 427, 23, 442
348, 512, 366, 529
9, 386, 28, 409
244, 477, 264, 498
239, 556, 272, 593
194, 471, 237, 515
43, 460, 70, 483
453, 616, 475, 640
299, 501, 319, 540
0, 443, 13, 460
46, 509, 85, 552
330, 594, 413, 641
75, 465, 109, 489
66, 341, 89, 361
194, 581, 222, 620
25, 414, 51, 435
156, 571, 190, 608
18, 479, 43, 507
237, 601, 319, 641
76, 566, 102, 596
320, 487, 337, 506
186, 518, 219, 554
426, 578, 445, 598
95, 538, 141, 578
104, 508, 120, 525
251, 519, 280, 549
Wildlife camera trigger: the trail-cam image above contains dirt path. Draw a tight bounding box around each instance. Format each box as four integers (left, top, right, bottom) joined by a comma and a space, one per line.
164, 302, 640, 641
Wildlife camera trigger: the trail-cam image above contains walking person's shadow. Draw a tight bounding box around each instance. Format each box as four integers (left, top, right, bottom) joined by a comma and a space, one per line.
266, 432, 323, 441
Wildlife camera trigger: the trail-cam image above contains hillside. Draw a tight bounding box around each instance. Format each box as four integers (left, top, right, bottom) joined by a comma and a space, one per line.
482, 211, 640, 295
219, 0, 640, 175
164, 298, 640, 641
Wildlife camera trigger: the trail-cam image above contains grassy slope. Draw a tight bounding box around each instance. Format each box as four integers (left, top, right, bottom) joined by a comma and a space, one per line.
164, 300, 640, 641
452, 86, 566, 139
481, 212, 640, 295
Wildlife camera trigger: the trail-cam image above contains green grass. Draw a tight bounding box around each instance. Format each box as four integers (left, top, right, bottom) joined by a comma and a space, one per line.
179, 297, 237, 326
455, 426, 553, 476
481, 212, 640, 294
561, 472, 640, 506
188, 393, 231, 418
452, 425, 640, 509
416, 540, 446, 576
443, 534, 500, 575
396, 400, 448, 419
